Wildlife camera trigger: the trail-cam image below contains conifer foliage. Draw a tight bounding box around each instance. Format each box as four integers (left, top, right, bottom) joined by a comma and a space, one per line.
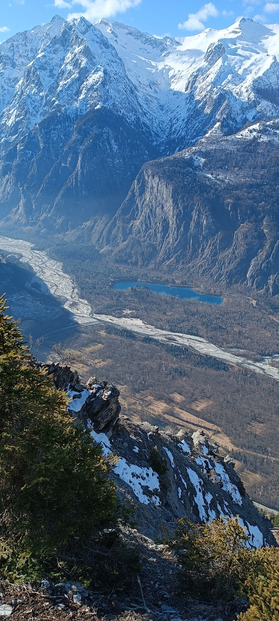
0, 295, 118, 580
237, 547, 279, 620
172, 515, 279, 617
172, 517, 251, 602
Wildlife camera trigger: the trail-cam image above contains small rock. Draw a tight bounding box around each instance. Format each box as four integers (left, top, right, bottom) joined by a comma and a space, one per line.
0, 604, 13, 617
86, 376, 97, 389
161, 605, 177, 613
70, 383, 84, 392
41, 578, 51, 589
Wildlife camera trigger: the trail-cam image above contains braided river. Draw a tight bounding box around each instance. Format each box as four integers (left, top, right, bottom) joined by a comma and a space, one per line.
0, 235, 278, 383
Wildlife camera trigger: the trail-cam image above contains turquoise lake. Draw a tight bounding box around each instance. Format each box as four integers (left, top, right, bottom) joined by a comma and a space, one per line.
112, 281, 223, 305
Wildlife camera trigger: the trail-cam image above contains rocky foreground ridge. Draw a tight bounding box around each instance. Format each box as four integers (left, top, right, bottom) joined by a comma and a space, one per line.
47, 363, 275, 548
0, 364, 276, 621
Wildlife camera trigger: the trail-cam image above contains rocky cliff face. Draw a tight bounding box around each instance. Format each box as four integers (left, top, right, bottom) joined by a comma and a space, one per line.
48, 364, 275, 547
100, 123, 279, 294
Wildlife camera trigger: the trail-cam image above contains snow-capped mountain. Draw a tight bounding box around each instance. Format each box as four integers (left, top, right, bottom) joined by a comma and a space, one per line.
3, 16, 279, 153
96, 17, 279, 144
0, 16, 147, 144
0, 16, 159, 228
0, 15, 279, 289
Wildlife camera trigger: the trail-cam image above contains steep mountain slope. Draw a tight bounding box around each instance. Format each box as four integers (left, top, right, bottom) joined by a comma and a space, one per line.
1, 16, 279, 232
100, 120, 279, 293
0, 16, 159, 229
49, 363, 275, 547
0, 16, 279, 289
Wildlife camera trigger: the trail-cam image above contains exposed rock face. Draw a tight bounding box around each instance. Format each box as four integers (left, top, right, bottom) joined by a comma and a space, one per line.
45, 363, 80, 391
106, 418, 275, 546
100, 125, 279, 294
46, 365, 121, 431
82, 380, 121, 432
60, 369, 275, 547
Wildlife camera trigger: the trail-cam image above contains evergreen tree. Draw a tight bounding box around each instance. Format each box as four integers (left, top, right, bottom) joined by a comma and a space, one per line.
172, 517, 252, 602
0, 295, 118, 580
237, 547, 279, 620
171, 513, 279, 612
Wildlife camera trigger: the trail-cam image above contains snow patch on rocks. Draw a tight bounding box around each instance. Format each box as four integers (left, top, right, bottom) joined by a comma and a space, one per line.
91, 429, 161, 506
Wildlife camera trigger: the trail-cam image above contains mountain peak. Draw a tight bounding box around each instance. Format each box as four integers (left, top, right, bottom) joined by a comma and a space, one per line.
70, 14, 93, 33
238, 16, 254, 25
229, 16, 273, 41
50, 14, 65, 24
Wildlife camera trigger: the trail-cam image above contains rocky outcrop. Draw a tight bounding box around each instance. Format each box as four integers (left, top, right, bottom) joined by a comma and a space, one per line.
45, 363, 80, 391
82, 377, 121, 432
46, 364, 121, 432
105, 418, 275, 546
57, 367, 276, 547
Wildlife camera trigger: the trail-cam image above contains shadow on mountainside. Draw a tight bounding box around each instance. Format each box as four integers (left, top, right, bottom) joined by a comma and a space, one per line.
0, 258, 79, 359
0, 525, 246, 621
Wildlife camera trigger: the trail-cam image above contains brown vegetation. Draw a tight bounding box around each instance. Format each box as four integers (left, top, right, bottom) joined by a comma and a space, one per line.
14, 244, 278, 511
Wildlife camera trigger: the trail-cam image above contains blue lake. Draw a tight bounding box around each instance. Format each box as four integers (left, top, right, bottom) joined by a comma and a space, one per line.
112, 281, 223, 305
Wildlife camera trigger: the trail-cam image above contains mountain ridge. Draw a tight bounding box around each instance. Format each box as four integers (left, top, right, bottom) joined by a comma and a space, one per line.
0, 16, 279, 290
100, 125, 279, 293
48, 361, 275, 548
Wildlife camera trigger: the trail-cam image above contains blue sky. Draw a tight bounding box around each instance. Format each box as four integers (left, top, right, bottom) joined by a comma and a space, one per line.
1, 0, 279, 42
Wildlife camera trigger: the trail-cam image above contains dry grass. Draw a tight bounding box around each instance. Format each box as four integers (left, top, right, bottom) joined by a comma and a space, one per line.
39, 270, 279, 509
188, 397, 213, 412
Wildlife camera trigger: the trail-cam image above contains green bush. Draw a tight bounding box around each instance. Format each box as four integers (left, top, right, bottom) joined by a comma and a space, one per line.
0, 295, 119, 581
171, 514, 279, 615
237, 547, 279, 620
171, 517, 252, 602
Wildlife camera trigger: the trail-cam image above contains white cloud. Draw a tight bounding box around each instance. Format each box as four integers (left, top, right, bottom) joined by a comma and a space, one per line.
243, 0, 262, 5
0, 26, 10, 32
253, 13, 266, 20
67, 0, 142, 21
222, 10, 234, 16
178, 15, 205, 30
264, 2, 279, 12
243, 0, 263, 12
54, 0, 71, 8
178, 2, 219, 32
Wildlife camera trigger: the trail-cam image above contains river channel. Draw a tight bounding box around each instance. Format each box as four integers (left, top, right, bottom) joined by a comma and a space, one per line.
0, 235, 278, 383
